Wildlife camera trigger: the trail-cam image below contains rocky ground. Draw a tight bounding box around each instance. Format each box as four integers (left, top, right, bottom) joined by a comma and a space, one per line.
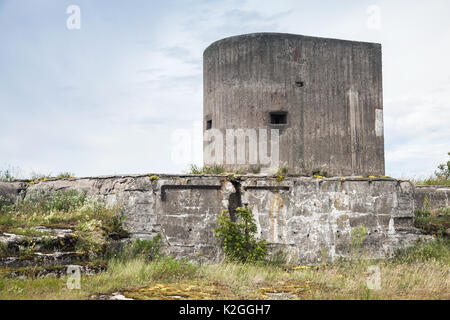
0, 179, 448, 300
0, 226, 107, 279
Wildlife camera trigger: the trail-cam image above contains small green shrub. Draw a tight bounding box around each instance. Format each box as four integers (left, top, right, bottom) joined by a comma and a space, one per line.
102, 214, 130, 240
0, 242, 8, 258
274, 166, 288, 182
350, 224, 368, 260
412, 152, 450, 186
413, 176, 450, 186
394, 238, 450, 264
149, 255, 198, 281
423, 195, 431, 211
320, 247, 331, 265
0, 190, 127, 254
415, 209, 431, 229
29, 172, 52, 181
51, 190, 86, 212
0, 196, 11, 212
131, 236, 162, 260
0, 166, 18, 182
414, 207, 450, 238
265, 249, 288, 267
189, 164, 225, 175
189, 164, 203, 174
56, 172, 74, 179
16, 189, 87, 214
215, 206, 267, 263
249, 165, 261, 174
435, 152, 450, 180
277, 166, 288, 176
202, 164, 225, 174
108, 235, 162, 262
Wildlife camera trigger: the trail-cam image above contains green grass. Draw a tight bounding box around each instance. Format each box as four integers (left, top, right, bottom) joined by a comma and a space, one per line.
5, 227, 51, 238
393, 238, 450, 264
0, 243, 7, 258
0, 165, 76, 182
55, 172, 75, 179
29, 172, 52, 181
29, 172, 76, 181
188, 164, 226, 174
105, 236, 162, 261
412, 176, 450, 186
1, 165, 449, 300
0, 248, 448, 300
0, 189, 127, 253
0, 256, 199, 300
0, 216, 448, 300
0, 166, 20, 182
414, 206, 450, 238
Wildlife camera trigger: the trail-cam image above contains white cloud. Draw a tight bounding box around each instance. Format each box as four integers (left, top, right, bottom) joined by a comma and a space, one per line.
0, 0, 449, 178
384, 83, 450, 177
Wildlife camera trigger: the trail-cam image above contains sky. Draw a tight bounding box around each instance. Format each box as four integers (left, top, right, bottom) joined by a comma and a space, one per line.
0, 0, 449, 179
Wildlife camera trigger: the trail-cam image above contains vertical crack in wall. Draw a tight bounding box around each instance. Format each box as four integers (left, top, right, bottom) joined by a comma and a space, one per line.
227, 179, 242, 222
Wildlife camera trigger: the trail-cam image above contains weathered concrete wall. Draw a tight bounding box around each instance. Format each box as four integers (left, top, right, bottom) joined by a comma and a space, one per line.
0, 181, 23, 203
0, 175, 424, 264
203, 33, 385, 176
414, 186, 450, 211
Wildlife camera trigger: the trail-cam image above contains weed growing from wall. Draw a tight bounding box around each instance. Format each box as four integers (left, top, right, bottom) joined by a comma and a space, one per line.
412, 152, 450, 186
393, 238, 450, 264
435, 152, 450, 180
414, 205, 450, 238
350, 224, 368, 261
215, 206, 267, 263
131, 236, 162, 261
56, 172, 75, 179
102, 215, 130, 240
0, 165, 20, 182
189, 164, 225, 174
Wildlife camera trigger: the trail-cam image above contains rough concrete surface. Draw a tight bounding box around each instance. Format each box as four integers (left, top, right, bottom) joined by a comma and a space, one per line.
203, 33, 385, 176
0, 175, 428, 264
414, 186, 450, 211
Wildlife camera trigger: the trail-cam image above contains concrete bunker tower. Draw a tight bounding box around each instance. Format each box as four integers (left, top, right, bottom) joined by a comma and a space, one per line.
203, 33, 385, 176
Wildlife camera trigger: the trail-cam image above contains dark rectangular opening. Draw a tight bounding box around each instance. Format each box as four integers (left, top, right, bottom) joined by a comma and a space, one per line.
206, 120, 212, 130
270, 112, 287, 125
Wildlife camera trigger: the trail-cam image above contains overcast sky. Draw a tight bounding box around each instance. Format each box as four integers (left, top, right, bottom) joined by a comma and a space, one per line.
0, 0, 449, 178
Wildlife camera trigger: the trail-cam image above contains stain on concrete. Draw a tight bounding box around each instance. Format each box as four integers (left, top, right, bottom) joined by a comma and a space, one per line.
203, 33, 385, 176
0, 175, 429, 264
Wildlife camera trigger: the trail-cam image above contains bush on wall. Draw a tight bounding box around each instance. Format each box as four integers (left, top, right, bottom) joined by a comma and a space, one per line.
215, 206, 267, 263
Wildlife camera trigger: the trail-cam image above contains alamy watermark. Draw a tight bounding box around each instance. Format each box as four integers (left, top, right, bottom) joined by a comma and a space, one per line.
171, 125, 280, 169
366, 5, 381, 30
66, 5, 81, 30
66, 265, 81, 290
366, 265, 381, 290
